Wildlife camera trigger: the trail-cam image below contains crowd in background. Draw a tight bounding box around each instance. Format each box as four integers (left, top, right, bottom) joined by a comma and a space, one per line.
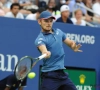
0, 0, 100, 27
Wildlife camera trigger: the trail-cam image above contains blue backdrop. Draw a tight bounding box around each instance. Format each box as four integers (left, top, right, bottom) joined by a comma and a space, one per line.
0, 17, 100, 90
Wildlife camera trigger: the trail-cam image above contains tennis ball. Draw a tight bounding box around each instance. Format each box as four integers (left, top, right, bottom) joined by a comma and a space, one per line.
28, 72, 36, 79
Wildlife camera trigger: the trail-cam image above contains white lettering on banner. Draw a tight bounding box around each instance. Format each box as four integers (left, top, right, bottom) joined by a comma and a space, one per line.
76, 85, 92, 90
67, 33, 95, 44
0, 54, 6, 71
0, 54, 18, 72
6, 55, 18, 71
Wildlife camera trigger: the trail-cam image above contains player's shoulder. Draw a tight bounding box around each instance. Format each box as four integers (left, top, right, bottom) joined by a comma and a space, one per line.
54, 28, 61, 31
36, 32, 45, 39
54, 28, 64, 33
35, 33, 46, 42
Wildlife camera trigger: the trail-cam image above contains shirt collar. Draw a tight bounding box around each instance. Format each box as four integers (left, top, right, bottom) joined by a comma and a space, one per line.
41, 29, 56, 35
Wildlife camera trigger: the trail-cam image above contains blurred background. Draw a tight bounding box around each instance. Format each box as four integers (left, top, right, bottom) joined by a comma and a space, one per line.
0, 0, 100, 27
0, 0, 100, 90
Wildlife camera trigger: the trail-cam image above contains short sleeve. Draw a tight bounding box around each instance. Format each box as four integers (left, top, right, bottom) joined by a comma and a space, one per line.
62, 31, 67, 41
35, 35, 46, 47
57, 29, 67, 41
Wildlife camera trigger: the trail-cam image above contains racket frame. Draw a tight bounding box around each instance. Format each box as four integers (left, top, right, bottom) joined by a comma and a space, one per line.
14, 54, 46, 80
14, 56, 33, 80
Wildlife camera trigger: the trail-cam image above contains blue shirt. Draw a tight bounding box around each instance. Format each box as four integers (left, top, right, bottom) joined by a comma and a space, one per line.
56, 17, 73, 24
35, 28, 67, 72
0, 74, 27, 90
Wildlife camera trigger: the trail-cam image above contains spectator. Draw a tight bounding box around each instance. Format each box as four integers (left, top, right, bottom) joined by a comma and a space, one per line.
47, 0, 61, 20
92, 0, 100, 18
82, 0, 100, 23
8, 0, 37, 15
0, 2, 5, 16
56, 5, 73, 24
36, 0, 49, 6
92, 0, 99, 4
2, 0, 12, 9
72, 0, 94, 23
0, 9, 5, 16
73, 0, 87, 15
26, 7, 45, 20
57, 0, 66, 11
65, 0, 70, 5
60, 0, 66, 4
38, 1, 47, 9
68, 0, 75, 14
5, 3, 24, 19
83, 0, 94, 17
18, 0, 33, 8
71, 9, 86, 26
57, 0, 71, 11
65, 0, 71, 17
0, 0, 10, 13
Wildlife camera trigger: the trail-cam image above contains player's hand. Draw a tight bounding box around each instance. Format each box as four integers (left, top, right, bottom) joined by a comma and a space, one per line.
72, 42, 82, 52
42, 51, 51, 59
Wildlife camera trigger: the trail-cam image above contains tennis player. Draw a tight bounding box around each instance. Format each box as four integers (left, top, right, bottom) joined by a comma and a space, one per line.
0, 74, 27, 90
35, 11, 82, 90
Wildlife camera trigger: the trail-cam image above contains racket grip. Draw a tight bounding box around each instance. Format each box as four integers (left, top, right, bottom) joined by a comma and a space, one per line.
38, 54, 47, 60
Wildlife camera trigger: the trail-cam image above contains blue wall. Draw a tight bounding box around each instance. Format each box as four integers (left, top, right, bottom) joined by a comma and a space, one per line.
0, 17, 100, 90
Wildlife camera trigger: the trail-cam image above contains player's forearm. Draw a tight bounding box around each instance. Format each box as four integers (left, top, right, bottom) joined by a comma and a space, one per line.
38, 45, 51, 58
64, 38, 76, 50
38, 45, 48, 54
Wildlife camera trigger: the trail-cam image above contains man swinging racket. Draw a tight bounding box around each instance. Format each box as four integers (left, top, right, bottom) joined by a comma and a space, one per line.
35, 11, 82, 90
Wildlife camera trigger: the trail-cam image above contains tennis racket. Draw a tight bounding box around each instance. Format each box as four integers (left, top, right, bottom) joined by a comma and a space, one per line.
14, 54, 46, 80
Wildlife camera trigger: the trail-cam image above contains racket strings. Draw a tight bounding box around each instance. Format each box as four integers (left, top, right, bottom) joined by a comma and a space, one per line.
15, 57, 32, 80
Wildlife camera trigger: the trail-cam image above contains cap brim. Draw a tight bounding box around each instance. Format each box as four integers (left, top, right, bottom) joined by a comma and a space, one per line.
41, 16, 56, 20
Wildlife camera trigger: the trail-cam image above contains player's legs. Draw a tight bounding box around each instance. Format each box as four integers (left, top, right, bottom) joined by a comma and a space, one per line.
40, 70, 76, 90
40, 71, 61, 90
58, 77, 77, 90
40, 77, 60, 90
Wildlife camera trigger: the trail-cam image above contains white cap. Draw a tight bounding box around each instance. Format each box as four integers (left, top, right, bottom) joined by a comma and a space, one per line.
60, 5, 70, 13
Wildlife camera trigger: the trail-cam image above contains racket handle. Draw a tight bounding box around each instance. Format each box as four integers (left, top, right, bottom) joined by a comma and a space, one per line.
38, 54, 46, 60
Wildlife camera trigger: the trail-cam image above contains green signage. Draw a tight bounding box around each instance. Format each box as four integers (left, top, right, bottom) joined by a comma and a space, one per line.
64, 67, 96, 90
